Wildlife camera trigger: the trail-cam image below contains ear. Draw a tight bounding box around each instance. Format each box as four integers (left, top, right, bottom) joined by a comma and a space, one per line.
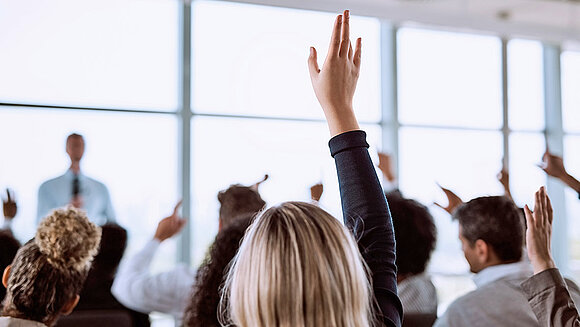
218, 218, 223, 231
2, 265, 11, 288
474, 239, 490, 264
60, 295, 80, 316
217, 191, 224, 203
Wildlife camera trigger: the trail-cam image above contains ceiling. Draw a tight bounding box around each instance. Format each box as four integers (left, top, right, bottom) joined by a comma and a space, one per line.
222, 0, 580, 48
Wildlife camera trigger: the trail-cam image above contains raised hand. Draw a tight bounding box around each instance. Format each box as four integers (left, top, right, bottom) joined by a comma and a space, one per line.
310, 183, 324, 202
524, 186, 556, 274
308, 10, 361, 137
250, 174, 269, 192
3, 189, 17, 219
539, 150, 567, 179
497, 169, 513, 200
377, 152, 396, 183
434, 184, 464, 214
154, 200, 187, 242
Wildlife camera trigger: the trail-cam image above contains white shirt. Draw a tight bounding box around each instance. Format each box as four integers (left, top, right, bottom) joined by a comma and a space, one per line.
472, 261, 533, 288
112, 239, 196, 321
37, 170, 115, 225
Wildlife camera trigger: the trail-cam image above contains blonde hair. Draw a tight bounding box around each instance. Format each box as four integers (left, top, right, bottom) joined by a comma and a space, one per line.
3, 207, 101, 326
220, 202, 374, 327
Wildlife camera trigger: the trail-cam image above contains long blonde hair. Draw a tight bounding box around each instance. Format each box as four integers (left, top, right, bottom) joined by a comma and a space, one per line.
220, 201, 374, 327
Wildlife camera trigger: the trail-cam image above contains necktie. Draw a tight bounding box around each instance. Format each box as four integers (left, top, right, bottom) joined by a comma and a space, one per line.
72, 174, 80, 197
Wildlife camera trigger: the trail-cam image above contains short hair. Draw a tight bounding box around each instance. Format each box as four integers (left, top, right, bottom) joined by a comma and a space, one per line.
183, 213, 254, 327
387, 194, 437, 276
220, 202, 374, 327
2, 207, 101, 325
90, 223, 127, 279
66, 133, 83, 142
453, 196, 524, 262
0, 230, 21, 303
218, 184, 265, 228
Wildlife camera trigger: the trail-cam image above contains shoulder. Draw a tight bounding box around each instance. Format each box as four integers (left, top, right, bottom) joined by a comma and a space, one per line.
84, 175, 109, 190
39, 174, 65, 189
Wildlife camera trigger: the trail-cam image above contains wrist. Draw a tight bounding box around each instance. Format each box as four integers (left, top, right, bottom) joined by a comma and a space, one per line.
532, 257, 556, 275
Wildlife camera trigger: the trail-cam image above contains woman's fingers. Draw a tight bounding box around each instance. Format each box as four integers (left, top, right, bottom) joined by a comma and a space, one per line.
308, 47, 320, 78
328, 15, 342, 58
339, 10, 350, 57
353, 37, 362, 67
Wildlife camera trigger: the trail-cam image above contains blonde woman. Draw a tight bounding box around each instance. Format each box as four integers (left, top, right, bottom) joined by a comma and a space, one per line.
1, 208, 101, 327
220, 10, 403, 327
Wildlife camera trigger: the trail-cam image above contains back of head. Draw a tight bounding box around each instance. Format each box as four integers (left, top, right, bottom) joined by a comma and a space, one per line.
220, 201, 373, 327
90, 223, 127, 279
218, 184, 265, 228
453, 196, 524, 262
0, 230, 21, 303
387, 194, 437, 277
2, 207, 101, 325
183, 214, 254, 327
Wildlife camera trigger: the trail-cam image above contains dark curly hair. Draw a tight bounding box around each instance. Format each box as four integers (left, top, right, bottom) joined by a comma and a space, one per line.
386, 193, 437, 276
0, 230, 21, 305
182, 214, 253, 327
453, 195, 524, 262
218, 185, 265, 228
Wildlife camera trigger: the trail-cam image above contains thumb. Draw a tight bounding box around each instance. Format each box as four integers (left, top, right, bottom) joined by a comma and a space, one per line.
308, 47, 320, 79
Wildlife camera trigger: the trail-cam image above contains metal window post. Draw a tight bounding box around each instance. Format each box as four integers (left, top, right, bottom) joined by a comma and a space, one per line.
380, 21, 399, 184
543, 43, 568, 274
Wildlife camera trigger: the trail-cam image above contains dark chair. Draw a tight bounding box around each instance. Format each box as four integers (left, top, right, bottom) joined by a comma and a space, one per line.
56, 310, 134, 327
403, 312, 437, 327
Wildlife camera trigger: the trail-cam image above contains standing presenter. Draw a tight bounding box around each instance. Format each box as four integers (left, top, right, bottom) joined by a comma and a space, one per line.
37, 133, 115, 225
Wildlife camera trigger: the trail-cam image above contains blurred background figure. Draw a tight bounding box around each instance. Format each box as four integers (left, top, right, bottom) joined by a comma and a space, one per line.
540, 150, 580, 199
37, 133, 115, 225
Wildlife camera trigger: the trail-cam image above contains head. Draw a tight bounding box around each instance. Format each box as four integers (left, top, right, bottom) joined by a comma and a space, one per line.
66, 133, 85, 162
387, 193, 437, 281
453, 196, 524, 273
86, 223, 127, 281
2, 207, 101, 326
220, 201, 374, 327
183, 213, 254, 327
0, 231, 20, 304
218, 184, 265, 230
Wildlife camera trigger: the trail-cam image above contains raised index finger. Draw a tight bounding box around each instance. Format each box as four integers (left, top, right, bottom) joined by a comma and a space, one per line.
173, 200, 183, 216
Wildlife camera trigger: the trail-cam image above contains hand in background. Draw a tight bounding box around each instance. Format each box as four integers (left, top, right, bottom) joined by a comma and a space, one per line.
434, 184, 464, 214
524, 186, 556, 274
310, 183, 324, 202
3, 189, 17, 219
308, 10, 361, 137
377, 152, 396, 183
154, 200, 187, 242
497, 169, 513, 200
250, 174, 269, 192
539, 150, 567, 179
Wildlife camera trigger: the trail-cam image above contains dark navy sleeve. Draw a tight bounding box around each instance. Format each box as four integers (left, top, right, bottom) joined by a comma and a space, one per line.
329, 130, 403, 327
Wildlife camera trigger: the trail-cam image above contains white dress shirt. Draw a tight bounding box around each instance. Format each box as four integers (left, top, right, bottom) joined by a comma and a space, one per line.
36, 170, 115, 225
112, 239, 196, 322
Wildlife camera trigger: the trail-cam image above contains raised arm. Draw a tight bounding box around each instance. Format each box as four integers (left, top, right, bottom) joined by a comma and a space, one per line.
540, 150, 580, 198
521, 187, 580, 327
309, 10, 402, 327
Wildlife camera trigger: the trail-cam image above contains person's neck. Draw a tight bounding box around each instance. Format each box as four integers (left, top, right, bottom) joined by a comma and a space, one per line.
69, 161, 81, 174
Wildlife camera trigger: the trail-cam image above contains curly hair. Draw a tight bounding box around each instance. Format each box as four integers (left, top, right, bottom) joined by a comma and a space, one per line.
0, 230, 20, 305
2, 207, 101, 326
218, 185, 265, 228
182, 214, 253, 327
386, 193, 437, 276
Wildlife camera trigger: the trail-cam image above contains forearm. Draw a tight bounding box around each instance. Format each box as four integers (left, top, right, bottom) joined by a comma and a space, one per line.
562, 173, 580, 194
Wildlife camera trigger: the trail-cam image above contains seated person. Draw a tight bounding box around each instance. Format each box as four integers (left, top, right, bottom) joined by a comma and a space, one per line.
112, 183, 266, 322
434, 195, 580, 327
521, 186, 580, 327
0, 231, 20, 308
1, 207, 101, 327
73, 223, 149, 327
387, 193, 438, 315
182, 214, 253, 327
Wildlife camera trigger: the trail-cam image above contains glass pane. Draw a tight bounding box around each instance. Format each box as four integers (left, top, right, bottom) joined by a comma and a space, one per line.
509, 133, 547, 207
398, 127, 504, 274
566, 136, 580, 267
0, 0, 179, 111
192, 1, 381, 122
190, 117, 381, 265
562, 51, 580, 133
508, 40, 545, 131
397, 28, 502, 129
0, 108, 178, 272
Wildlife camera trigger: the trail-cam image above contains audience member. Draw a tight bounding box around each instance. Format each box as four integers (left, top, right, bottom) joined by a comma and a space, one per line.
521, 186, 580, 327
387, 193, 438, 315
0, 231, 19, 308
2, 190, 17, 230
1, 207, 101, 327
75, 223, 150, 327
182, 214, 253, 327
310, 183, 323, 202
434, 195, 580, 326
112, 184, 265, 322
37, 133, 115, 225
540, 150, 580, 199
219, 11, 403, 327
